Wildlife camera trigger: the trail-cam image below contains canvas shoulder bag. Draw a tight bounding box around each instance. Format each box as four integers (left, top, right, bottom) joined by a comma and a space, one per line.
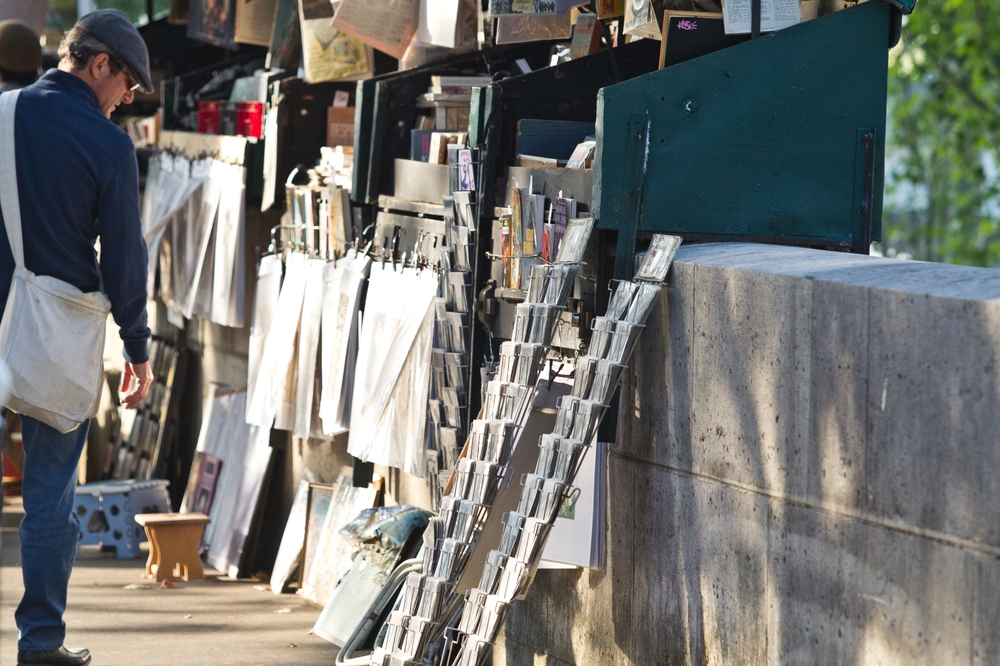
0, 89, 111, 433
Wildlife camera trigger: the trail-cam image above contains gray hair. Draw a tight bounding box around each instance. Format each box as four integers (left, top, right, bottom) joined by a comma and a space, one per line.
56, 25, 123, 73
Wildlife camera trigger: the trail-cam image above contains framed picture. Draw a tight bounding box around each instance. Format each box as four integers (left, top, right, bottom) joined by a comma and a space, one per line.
192, 454, 222, 514
299, 483, 335, 590
187, 0, 238, 49
658, 11, 749, 70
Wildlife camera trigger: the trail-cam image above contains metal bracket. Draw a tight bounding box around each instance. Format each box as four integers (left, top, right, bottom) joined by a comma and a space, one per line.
613, 112, 650, 281
852, 128, 877, 254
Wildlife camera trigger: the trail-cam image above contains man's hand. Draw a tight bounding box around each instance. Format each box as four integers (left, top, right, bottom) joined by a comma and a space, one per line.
121, 361, 153, 409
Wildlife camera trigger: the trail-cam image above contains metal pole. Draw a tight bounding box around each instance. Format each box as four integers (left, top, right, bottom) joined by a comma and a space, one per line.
751, 0, 762, 38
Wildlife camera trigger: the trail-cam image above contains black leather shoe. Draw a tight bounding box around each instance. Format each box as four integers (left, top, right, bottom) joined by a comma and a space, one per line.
17, 647, 91, 665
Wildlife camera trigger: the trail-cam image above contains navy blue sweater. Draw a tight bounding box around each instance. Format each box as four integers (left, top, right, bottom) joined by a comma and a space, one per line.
0, 70, 150, 364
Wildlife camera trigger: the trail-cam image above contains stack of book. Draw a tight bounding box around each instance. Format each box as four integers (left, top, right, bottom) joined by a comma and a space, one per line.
418, 75, 492, 132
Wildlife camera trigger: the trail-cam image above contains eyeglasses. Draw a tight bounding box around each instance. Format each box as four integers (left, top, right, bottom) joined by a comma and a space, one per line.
107, 54, 141, 92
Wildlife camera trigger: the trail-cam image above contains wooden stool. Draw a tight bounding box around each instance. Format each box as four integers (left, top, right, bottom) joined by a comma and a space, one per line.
134, 513, 211, 582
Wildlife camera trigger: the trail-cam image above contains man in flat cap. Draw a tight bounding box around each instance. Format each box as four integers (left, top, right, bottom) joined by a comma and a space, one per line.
1, 9, 154, 666
0, 19, 42, 92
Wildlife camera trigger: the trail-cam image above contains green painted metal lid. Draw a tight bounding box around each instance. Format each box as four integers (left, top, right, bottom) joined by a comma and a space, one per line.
886, 0, 916, 14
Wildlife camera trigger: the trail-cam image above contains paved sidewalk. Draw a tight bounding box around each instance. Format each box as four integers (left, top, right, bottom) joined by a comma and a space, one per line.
1, 497, 338, 666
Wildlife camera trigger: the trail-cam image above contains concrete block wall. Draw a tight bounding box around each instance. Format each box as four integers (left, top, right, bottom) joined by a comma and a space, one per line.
496, 243, 1000, 666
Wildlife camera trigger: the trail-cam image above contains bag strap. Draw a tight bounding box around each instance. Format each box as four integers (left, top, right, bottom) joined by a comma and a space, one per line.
0, 90, 24, 269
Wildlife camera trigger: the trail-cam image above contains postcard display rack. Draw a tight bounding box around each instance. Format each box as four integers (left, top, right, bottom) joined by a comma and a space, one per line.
367, 219, 597, 666
369, 234, 680, 666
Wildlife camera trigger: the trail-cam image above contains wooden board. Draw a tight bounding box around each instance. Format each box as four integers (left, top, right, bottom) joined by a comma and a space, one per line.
658, 11, 749, 70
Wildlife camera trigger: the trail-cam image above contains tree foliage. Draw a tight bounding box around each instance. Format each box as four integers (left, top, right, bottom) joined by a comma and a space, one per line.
885, 0, 1000, 266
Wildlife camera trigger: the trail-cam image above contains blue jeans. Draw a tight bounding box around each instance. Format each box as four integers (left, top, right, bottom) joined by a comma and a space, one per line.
15, 415, 90, 651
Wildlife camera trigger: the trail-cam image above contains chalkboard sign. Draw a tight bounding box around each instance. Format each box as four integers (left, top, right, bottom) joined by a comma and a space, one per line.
658, 11, 750, 70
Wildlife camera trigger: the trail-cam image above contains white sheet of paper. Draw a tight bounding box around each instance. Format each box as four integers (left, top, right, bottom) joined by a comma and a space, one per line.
319, 259, 347, 433
261, 107, 280, 212
722, 0, 800, 34
418, 0, 461, 48
194, 388, 274, 577
347, 265, 438, 476
211, 163, 247, 327
247, 255, 282, 422
178, 159, 226, 318
270, 479, 310, 594
247, 252, 309, 427
538, 440, 603, 568
293, 259, 327, 439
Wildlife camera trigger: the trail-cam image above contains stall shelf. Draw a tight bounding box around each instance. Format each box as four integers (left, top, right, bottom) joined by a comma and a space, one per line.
351, 43, 558, 210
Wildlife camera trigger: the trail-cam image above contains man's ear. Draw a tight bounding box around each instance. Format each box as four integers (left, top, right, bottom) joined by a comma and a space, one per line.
89, 53, 110, 80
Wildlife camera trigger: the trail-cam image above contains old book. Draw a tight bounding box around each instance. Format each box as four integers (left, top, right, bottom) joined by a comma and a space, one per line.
411, 129, 433, 161
569, 11, 600, 58
566, 139, 596, 168
429, 132, 463, 165
515, 154, 565, 168
430, 75, 493, 92
421, 92, 473, 105
331, 0, 419, 59
235, 0, 278, 45
326, 106, 355, 147
496, 12, 571, 43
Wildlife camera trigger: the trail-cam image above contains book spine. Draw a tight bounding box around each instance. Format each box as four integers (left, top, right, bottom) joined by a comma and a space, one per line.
501, 217, 512, 288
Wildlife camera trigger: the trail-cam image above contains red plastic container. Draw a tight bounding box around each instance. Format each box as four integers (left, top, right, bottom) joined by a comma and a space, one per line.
197, 101, 221, 135
236, 101, 263, 139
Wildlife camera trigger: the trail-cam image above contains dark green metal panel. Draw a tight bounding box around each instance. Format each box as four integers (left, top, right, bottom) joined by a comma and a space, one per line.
888, 0, 916, 13
612, 112, 649, 280
468, 85, 490, 148
351, 79, 378, 204
596, 0, 891, 255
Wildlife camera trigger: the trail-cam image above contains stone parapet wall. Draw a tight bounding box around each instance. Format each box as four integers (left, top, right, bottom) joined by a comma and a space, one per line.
497, 243, 1000, 666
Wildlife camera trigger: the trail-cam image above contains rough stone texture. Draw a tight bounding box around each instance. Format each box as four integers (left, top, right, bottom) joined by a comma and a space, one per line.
689, 266, 814, 499
500, 243, 1000, 665
614, 259, 695, 470
766, 500, 973, 666
806, 281, 870, 512
972, 552, 1000, 666
866, 291, 1000, 547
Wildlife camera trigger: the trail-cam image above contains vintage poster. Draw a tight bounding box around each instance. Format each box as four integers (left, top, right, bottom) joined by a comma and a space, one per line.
298, 0, 373, 83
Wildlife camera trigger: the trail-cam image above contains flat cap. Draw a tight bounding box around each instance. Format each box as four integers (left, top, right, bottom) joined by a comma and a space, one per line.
0, 20, 42, 74
77, 9, 152, 94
